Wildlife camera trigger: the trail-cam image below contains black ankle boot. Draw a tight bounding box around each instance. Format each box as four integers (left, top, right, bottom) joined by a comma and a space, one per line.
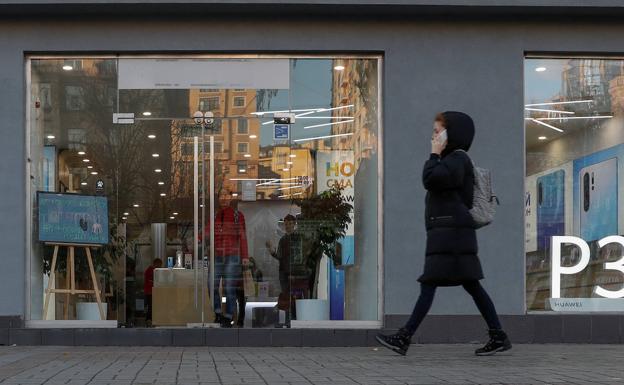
220, 316, 233, 328
475, 329, 512, 356
376, 328, 411, 356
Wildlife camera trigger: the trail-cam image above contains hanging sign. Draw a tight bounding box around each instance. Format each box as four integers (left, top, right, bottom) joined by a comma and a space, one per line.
242, 180, 257, 201
273, 124, 290, 140
118, 59, 290, 90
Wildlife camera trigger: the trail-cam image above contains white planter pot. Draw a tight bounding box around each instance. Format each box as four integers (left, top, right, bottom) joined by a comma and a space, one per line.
295, 299, 329, 321
76, 302, 107, 321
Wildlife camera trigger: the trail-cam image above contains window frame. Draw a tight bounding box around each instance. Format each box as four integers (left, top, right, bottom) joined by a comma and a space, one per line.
24, 54, 384, 327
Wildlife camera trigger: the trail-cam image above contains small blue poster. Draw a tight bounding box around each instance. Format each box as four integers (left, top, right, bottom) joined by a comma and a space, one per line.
38, 192, 109, 245
273, 124, 290, 140
329, 262, 345, 320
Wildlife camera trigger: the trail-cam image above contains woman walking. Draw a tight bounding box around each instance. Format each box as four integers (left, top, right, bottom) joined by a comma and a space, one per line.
376, 111, 511, 356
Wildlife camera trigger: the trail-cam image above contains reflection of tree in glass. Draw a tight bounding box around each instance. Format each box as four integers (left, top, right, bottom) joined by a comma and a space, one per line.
81, 86, 188, 226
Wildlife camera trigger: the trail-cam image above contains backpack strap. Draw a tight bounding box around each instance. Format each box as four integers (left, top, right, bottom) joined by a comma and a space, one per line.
453, 149, 474, 167
453, 149, 476, 182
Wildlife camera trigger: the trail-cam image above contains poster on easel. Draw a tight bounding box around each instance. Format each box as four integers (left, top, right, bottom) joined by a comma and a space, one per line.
37, 192, 109, 245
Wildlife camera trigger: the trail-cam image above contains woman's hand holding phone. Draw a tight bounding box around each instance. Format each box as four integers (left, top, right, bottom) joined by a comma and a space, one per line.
431, 129, 448, 155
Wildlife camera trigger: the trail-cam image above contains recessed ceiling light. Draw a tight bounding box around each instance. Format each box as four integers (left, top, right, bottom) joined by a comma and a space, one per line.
289, 154, 296, 158
80, 182, 87, 186
87, 165, 93, 169
90, 171, 98, 175
82, 159, 90, 163
249, 134, 257, 139
232, 193, 239, 197
133, 204, 140, 208
154, 169, 162, 173
152, 153, 159, 158
160, 193, 166, 197
535, 67, 547, 72
334, 65, 345, 71
200, 204, 204, 208
244, 154, 251, 158
46, 135, 55, 139
173, 212, 179, 215
78, 151, 86, 155
538, 136, 547, 140
170, 216, 175, 219
122, 216, 127, 220
287, 161, 293, 165
143, 111, 152, 116
148, 134, 156, 139
239, 169, 246, 173
62, 65, 73, 71
158, 181, 165, 185
123, 212, 129, 216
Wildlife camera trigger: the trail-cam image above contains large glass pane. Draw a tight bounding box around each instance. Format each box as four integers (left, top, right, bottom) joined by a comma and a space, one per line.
525, 57, 624, 312
30, 59, 125, 323
29, 56, 381, 328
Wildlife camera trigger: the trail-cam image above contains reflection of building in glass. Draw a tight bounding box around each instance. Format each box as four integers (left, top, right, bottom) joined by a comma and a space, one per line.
330, 59, 378, 168
609, 74, 624, 117
172, 89, 260, 202
257, 146, 314, 199
562, 59, 623, 112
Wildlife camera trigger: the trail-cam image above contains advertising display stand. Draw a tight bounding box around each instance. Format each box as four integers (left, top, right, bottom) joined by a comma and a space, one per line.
42, 242, 105, 320
38, 192, 110, 321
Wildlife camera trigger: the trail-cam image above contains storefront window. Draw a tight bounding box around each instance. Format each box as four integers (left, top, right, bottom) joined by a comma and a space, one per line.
28, 56, 381, 328
525, 57, 624, 312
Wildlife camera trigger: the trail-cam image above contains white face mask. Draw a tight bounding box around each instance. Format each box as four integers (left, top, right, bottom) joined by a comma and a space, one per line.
436, 129, 448, 145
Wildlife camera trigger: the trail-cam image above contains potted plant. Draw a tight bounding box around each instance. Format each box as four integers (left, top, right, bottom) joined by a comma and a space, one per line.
295, 185, 353, 299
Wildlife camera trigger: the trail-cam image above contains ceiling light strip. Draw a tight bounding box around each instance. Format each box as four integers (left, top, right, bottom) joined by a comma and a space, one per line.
294, 132, 354, 143
277, 185, 304, 191
524, 108, 574, 115
529, 118, 564, 133
303, 120, 355, 130
524, 100, 593, 107
533, 115, 613, 121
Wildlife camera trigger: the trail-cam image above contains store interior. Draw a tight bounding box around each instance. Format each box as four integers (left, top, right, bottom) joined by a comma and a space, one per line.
525, 58, 624, 311
28, 57, 380, 328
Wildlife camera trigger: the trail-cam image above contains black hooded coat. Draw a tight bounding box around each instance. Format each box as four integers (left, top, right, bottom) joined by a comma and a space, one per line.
417, 111, 484, 286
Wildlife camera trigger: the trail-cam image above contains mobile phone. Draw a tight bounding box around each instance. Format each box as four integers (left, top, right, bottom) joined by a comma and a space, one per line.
437, 129, 448, 144
579, 157, 618, 241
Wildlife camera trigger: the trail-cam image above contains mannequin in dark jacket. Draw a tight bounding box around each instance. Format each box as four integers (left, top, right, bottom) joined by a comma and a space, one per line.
376, 111, 511, 356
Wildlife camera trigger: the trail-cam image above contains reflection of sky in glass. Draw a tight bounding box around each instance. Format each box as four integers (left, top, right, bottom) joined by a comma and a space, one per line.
258, 59, 333, 146
524, 59, 567, 104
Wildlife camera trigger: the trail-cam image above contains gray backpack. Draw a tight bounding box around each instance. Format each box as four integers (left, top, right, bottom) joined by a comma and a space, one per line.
456, 150, 499, 228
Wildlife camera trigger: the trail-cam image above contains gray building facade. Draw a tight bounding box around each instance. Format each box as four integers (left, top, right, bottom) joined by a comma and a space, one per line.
2, 1, 624, 346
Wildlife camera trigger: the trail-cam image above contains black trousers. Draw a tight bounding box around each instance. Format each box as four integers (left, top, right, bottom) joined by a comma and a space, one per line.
145, 294, 152, 322
404, 281, 502, 336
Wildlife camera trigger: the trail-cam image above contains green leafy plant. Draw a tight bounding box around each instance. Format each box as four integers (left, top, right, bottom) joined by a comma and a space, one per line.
294, 185, 353, 297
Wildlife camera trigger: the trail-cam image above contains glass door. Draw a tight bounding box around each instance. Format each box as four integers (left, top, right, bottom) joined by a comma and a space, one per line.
110, 104, 213, 327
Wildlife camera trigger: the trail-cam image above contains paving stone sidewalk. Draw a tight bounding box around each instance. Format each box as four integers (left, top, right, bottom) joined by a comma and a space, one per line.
0, 344, 623, 385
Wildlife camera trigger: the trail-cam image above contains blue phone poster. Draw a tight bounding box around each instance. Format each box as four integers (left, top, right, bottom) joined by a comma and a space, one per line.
573, 145, 621, 242
526, 163, 573, 253
537, 170, 565, 251
38, 192, 109, 245
329, 261, 345, 320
